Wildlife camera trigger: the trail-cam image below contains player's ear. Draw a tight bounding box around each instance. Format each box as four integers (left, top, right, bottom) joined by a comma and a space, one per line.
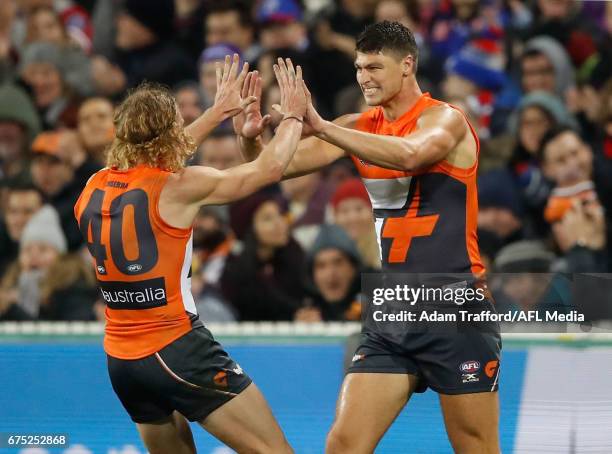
402, 55, 412, 77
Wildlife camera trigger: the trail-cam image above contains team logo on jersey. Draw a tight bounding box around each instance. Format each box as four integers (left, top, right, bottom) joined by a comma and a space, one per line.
459, 360, 480, 374
485, 360, 499, 378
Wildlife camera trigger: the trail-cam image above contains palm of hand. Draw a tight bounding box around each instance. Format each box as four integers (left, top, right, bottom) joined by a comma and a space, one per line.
240, 104, 264, 139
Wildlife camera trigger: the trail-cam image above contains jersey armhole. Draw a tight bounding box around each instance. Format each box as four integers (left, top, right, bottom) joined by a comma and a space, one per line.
150, 171, 193, 239
434, 105, 480, 180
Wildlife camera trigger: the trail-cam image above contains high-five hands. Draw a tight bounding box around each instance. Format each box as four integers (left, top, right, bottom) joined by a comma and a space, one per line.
214, 54, 256, 120
273, 57, 308, 121
271, 58, 325, 136
232, 70, 271, 139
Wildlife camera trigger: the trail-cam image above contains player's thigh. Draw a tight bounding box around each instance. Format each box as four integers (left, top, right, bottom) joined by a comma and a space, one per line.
199, 382, 293, 454
326, 372, 418, 454
137, 412, 196, 454
439, 391, 500, 454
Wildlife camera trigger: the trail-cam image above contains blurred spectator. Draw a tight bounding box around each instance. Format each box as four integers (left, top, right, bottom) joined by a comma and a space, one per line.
174, 82, 204, 126
24, 4, 93, 55
504, 92, 577, 231
191, 205, 236, 322
374, 0, 432, 79
19, 41, 85, 129
309, 0, 366, 116
0, 205, 97, 321
520, 36, 574, 100
77, 96, 114, 165
222, 193, 304, 321
197, 129, 242, 170
258, 0, 308, 52
0, 83, 40, 185
198, 43, 242, 107
30, 131, 84, 250
0, 183, 43, 274
540, 127, 597, 223
551, 200, 607, 273
526, 0, 599, 68
443, 40, 507, 138
174, 0, 206, 61
297, 225, 363, 322
329, 178, 380, 270
281, 172, 332, 250
540, 126, 610, 221
591, 80, 612, 212
255, 0, 319, 106
25, 6, 67, 47
490, 240, 573, 314
91, 0, 195, 96
539, 127, 609, 271
478, 168, 525, 255
429, 0, 506, 81
574, 2, 612, 101
205, 0, 260, 62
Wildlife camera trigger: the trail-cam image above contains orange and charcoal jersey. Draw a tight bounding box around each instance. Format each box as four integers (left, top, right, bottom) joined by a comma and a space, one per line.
74, 164, 200, 360
352, 93, 484, 276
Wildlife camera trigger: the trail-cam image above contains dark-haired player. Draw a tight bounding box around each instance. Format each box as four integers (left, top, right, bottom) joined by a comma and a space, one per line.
237, 22, 501, 453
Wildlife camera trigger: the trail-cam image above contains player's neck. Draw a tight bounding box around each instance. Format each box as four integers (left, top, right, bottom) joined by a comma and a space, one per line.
381, 81, 422, 122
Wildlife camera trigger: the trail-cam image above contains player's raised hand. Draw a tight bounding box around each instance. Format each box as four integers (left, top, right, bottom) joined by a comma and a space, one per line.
271, 59, 323, 137
213, 54, 256, 120
273, 57, 307, 120
300, 77, 326, 135
233, 70, 271, 139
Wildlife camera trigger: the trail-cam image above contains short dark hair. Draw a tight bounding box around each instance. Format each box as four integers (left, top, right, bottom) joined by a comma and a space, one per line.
356, 21, 418, 66
5, 182, 45, 201
205, 0, 253, 28
538, 125, 579, 162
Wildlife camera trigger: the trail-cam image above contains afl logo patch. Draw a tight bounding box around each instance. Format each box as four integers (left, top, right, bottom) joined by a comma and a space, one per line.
127, 264, 142, 273
459, 361, 480, 373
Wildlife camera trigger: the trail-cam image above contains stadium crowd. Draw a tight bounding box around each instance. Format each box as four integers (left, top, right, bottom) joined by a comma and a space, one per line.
0, 0, 610, 323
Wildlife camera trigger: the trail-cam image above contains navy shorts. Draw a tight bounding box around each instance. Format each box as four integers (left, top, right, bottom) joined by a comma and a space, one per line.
349, 302, 502, 394
107, 326, 252, 423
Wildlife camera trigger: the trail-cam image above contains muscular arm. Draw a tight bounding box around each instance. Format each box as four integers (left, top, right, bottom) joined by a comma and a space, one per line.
174, 118, 304, 206
184, 105, 226, 147
315, 105, 468, 171
237, 114, 359, 179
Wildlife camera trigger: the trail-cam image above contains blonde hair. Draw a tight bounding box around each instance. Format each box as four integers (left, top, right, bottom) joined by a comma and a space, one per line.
106, 83, 196, 172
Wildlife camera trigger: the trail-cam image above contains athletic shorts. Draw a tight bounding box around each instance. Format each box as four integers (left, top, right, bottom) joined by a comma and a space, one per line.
348, 300, 502, 395
107, 326, 252, 423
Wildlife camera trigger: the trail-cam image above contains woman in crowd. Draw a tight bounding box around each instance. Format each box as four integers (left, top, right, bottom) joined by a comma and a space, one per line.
222, 192, 305, 321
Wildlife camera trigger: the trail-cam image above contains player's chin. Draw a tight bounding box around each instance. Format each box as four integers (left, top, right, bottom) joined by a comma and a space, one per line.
363, 94, 383, 106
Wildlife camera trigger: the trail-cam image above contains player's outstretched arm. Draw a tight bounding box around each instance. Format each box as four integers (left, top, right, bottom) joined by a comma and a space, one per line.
178, 59, 308, 206
185, 54, 255, 147
305, 98, 468, 171
234, 58, 351, 180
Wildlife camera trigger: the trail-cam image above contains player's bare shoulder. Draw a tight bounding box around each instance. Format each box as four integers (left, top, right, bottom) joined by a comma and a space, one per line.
418, 104, 476, 170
